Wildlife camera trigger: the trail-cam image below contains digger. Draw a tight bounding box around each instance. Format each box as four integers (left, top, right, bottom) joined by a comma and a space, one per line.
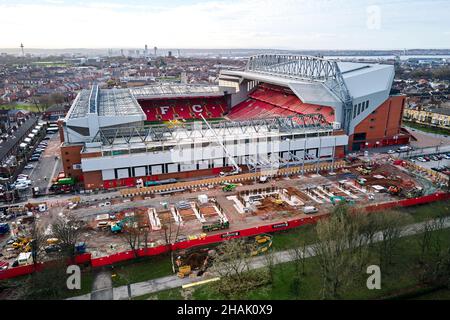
175, 249, 215, 278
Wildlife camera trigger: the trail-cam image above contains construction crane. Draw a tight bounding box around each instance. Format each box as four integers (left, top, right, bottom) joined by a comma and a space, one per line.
199, 114, 241, 176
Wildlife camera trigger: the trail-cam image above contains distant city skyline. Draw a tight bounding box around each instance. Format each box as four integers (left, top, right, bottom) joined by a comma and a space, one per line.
0, 0, 449, 50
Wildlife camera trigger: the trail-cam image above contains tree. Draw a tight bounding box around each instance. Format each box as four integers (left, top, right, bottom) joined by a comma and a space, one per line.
312, 204, 364, 299
51, 213, 85, 261
29, 220, 48, 267
161, 216, 182, 273
120, 214, 148, 259
416, 216, 450, 286
373, 211, 412, 270
210, 238, 270, 299
23, 258, 68, 300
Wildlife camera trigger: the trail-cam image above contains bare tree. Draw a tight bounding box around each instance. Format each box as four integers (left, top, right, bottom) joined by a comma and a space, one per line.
51, 213, 85, 261
416, 216, 449, 285
210, 238, 269, 299
161, 217, 182, 273
29, 220, 48, 268
119, 214, 149, 259
373, 211, 413, 270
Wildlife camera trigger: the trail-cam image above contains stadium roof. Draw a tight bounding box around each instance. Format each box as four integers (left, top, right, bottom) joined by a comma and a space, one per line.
67, 85, 144, 120
130, 84, 224, 99
220, 55, 394, 105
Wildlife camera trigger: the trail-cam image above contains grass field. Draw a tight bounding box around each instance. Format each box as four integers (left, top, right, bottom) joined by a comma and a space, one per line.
139, 227, 450, 300
404, 120, 450, 136
0, 104, 40, 112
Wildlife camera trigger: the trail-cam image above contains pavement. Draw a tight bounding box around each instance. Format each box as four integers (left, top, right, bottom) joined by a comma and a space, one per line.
67, 216, 450, 300
90, 269, 114, 300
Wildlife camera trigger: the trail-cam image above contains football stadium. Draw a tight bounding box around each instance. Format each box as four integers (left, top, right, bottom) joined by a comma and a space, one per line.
59, 54, 409, 190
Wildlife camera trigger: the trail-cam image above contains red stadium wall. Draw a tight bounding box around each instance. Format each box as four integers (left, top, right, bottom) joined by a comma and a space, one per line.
349, 95, 409, 151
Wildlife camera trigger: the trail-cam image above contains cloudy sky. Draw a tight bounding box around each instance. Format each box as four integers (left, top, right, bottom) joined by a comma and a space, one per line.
0, 0, 449, 49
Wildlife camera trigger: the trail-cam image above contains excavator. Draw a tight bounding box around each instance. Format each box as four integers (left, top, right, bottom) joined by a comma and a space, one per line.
111, 216, 136, 233
175, 248, 215, 278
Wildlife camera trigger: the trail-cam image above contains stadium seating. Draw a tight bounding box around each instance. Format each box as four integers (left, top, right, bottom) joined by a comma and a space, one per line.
228, 84, 335, 123
138, 96, 227, 122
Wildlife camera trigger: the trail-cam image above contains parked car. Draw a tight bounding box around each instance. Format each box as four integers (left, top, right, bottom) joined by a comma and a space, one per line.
387, 150, 396, 154
424, 156, 431, 162
417, 157, 426, 162
24, 164, 34, 169
29, 157, 40, 162
430, 155, 439, 161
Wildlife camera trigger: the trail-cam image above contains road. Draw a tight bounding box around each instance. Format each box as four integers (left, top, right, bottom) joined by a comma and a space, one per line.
68, 216, 450, 300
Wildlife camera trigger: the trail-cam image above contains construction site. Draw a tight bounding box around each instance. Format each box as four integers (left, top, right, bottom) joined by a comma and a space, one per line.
2, 150, 447, 279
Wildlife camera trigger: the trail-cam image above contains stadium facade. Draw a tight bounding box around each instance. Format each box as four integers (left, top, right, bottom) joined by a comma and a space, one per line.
59, 55, 408, 190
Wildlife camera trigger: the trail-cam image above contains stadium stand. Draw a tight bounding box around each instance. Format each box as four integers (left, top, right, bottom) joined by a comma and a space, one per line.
227, 83, 335, 123
139, 97, 226, 121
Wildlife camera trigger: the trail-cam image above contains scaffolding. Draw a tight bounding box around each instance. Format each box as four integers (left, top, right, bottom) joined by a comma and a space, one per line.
90, 114, 333, 146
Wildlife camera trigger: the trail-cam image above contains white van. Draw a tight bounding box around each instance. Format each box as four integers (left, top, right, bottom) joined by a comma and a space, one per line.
18, 252, 33, 266
303, 206, 318, 214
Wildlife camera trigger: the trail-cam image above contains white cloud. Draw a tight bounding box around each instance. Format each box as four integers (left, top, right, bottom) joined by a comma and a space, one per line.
0, 0, 448, 49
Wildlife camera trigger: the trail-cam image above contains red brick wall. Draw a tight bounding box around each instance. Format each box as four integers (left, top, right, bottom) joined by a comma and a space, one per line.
349, 95, 406, 151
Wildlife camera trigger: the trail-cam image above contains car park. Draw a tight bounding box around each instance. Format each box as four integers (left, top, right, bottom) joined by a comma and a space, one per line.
430, 155, 439, 161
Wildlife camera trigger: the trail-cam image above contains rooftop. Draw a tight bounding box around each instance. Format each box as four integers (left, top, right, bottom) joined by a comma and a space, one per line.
130, 84, 223, 99
67, 85, 143, 120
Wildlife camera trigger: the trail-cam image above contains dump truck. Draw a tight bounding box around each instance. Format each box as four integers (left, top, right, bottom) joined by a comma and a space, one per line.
202, 219, 229, 232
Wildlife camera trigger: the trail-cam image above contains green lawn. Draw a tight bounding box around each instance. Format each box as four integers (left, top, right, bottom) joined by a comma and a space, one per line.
403, 120, 450, 136
139, 228, 450, 300
111, 254, 174, 288
0, 104, 40, 112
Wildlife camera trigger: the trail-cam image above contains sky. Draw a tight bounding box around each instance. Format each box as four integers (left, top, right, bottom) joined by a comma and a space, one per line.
0, 0, 449, 50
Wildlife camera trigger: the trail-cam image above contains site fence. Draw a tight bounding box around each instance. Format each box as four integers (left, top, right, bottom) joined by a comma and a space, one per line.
1, 192, 449, 280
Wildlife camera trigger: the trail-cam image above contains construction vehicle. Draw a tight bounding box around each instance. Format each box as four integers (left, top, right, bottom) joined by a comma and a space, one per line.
356, 178, 367, 186
175, 248, 214, 278
202, 219, 229, 232
404, 187, 423, 199
388, 185, 402, 196
177, 265, 192, 278
200, 114, 241, 176
111, 216, 135, 233
222, 183, 237, 192
250, 234, 273, 256
330, 196, 355, 206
